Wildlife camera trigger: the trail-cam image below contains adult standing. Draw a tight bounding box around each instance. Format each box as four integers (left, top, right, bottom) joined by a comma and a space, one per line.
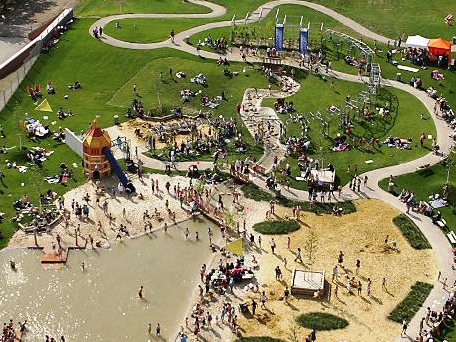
260, 291, 267, 309
269, 238, 276, 254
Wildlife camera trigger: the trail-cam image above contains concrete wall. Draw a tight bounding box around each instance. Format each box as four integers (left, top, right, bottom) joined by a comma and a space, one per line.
0, 8, 74, 112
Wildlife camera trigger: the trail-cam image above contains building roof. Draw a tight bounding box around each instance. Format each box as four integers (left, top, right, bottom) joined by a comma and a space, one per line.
83, 119, 111, 148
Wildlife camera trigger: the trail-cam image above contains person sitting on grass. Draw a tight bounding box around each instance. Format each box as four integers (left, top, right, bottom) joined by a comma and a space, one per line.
46, 81, 55, 94
68, 81, 81, 90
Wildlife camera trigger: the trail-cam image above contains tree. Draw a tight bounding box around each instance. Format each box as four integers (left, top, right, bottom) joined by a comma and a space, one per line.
304, 229, 318, 269
192, 179, 205, 195
287, 317, 300, 342
223, 210, 237, 231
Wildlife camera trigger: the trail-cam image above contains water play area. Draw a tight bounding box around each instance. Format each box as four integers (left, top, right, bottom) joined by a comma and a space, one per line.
0, 220, 219, 342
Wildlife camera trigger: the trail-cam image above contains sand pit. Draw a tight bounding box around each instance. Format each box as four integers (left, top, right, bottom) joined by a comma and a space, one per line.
109, 118, 212, 151
8, 172, 195, 249
234, 199, 437, 342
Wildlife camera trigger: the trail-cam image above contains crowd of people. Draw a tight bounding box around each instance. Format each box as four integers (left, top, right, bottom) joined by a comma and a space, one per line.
2, 319, 27, 342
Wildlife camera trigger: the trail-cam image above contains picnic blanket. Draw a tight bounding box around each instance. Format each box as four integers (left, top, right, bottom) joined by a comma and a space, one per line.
430, 198, 447, 208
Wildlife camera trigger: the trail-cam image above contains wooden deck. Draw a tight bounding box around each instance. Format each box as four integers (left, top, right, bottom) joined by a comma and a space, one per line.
40, 250, 68, 264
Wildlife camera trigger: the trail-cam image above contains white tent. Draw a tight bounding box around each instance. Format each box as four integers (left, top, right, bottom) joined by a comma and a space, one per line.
405, 35, 429, 49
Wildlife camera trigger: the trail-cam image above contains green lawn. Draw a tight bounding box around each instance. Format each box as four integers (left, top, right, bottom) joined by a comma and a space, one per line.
0, 20, 273, 246
76, 0, 271, 18
187, 4, 364, 52
252, 219, 300, 235
309, 0, 456, 40
0, 2, 450, 249
262, 68, 435, 189
389, 281, 433, 323
186, 4, 456, 116
240, 183, 357, 214
296, 312, 349, 330
393, 214, 432, 249
76, 0, 210, 16
379, 153, 456, 232
104, 18, 210, 43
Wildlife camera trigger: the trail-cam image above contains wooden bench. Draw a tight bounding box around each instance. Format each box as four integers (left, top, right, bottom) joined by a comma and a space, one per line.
447, 231, 456, 244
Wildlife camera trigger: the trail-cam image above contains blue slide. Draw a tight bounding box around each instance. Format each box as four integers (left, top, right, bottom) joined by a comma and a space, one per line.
102, 147, 128, 188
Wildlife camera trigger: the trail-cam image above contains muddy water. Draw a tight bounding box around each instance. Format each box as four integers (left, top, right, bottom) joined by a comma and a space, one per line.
0, 220, 219, 342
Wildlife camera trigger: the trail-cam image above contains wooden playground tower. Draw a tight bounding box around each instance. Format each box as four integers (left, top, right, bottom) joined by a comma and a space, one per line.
82, 119, 112, 180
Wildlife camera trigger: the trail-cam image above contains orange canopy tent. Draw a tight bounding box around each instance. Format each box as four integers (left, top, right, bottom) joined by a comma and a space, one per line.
428, 38, 452, 63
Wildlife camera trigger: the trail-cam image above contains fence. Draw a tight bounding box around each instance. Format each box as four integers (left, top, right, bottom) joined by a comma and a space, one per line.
0, 8, 74, 112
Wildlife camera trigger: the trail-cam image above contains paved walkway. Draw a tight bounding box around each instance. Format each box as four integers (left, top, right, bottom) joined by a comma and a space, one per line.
90, 1, 456, 340
0, 37, 30, 66
240, 75, 300, 171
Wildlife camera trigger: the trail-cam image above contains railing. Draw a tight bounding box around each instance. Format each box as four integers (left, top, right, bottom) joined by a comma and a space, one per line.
0, 8, 74, 112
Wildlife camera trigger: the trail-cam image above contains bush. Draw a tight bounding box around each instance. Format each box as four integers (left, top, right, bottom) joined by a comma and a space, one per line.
392, 214, 431, 249
253, 219, 300, 235
389, 282, 433, 323
236, 338, 286, 342
276, 195, 357, 214
240, 183, 275, 202
296, 312, 349, 330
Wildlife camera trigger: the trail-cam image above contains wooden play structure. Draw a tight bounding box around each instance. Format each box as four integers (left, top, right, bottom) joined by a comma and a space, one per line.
83, 119, 112, 181
82, 119, 129, 187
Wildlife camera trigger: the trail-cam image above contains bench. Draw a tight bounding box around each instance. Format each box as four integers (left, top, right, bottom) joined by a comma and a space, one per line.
436, 218, 447, 229
447, 231, 456, 244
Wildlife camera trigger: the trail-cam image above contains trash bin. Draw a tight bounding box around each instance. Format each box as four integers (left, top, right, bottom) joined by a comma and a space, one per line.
114, 115, 119, 125
396, 72, 401, 81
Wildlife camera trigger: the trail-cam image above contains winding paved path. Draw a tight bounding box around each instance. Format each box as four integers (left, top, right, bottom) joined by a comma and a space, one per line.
90, 1, 456, 341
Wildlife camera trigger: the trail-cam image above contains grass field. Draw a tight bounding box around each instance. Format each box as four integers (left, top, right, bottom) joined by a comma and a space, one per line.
240, 183, 357, 214
388, 281, 433, 323
0, 4, 447, 246
379, 153, 456, 232
393, 214, 432, 249
252, 219, 300, 234
76, 0, 210, 16
309, 0, 455, 39
263, 69, 435, 188
296, 312, 349, 330
186, 3, 456, 116
104, 18, 210, 43
76, 0, 270, 19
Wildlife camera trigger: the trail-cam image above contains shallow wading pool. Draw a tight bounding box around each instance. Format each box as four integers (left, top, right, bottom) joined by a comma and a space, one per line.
0, 220, 219, 341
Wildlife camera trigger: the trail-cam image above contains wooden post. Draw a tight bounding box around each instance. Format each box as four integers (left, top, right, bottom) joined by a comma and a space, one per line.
33, 228, 38, 247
